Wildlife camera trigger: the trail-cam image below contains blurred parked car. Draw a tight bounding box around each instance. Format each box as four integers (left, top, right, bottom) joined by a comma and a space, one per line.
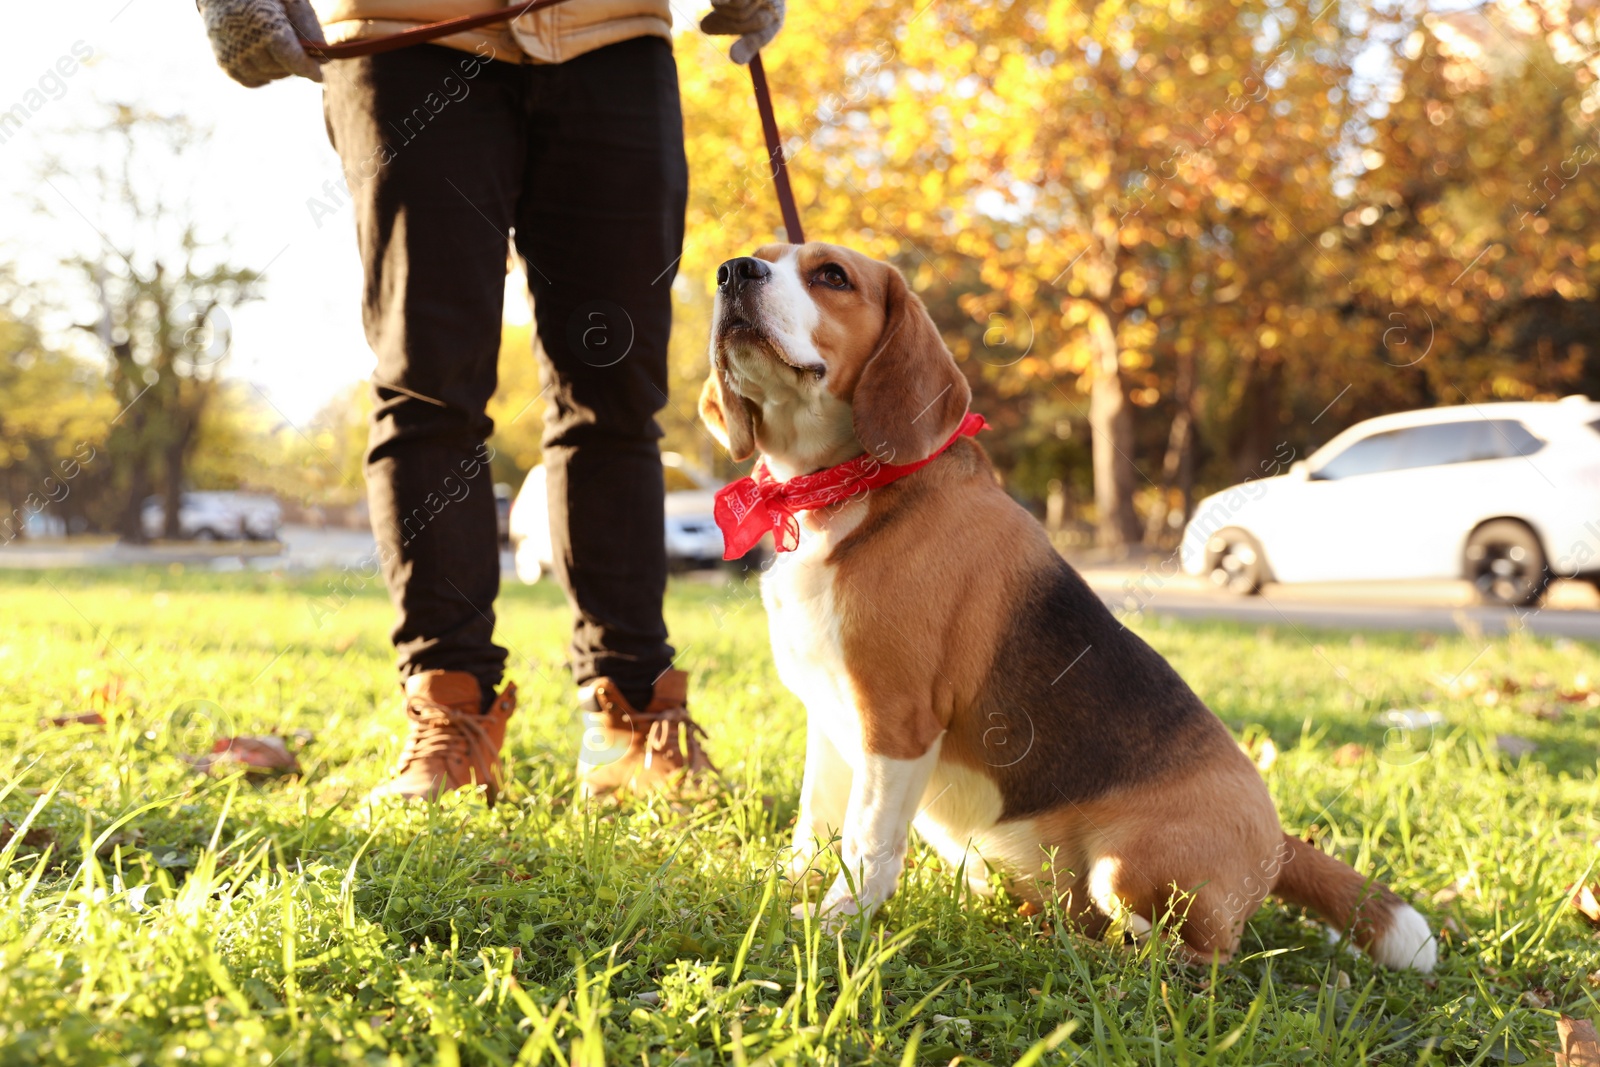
509, 452, 747, 584
1180, 397, 1600, 606
232, 493, 283, 541
140, 491, 282, 542
141, 492, 244, 541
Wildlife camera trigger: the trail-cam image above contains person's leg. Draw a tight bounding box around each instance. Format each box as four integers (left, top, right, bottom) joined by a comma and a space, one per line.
323, 45, 523, 700
512, 35, 688, 710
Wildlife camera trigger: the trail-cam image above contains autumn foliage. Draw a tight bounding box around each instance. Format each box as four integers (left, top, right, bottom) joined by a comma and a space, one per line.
5, 0, 1599, 544
663, 0, 1600, 546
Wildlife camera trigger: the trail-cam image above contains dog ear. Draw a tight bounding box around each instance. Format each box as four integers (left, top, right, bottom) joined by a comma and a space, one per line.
699, 361, 756, 462
851, 264, 970, 465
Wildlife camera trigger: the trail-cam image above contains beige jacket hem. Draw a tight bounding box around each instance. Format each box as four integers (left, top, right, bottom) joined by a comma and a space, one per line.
317, 1, 673, 65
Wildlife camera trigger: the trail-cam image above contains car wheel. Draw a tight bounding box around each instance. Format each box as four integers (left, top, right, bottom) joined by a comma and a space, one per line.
1465, 520, 1548, 607
1204, 528, 1267, 596
193, 528, 219, 542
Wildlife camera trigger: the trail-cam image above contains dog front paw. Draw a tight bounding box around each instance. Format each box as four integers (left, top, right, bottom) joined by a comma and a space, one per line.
791, 893, 863, 934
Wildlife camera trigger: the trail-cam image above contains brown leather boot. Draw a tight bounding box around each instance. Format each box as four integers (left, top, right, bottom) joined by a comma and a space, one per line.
366, 670, 517, 804
576, 669, 717, 797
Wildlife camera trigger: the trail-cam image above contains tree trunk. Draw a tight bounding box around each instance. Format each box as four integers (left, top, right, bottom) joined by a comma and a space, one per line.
161, 439, 185, 540
1232, 354, 1285, 481
1144, 344, 1196, 546
1176, 410, 1196, 533
1087, 305, 1142, 549
1045, 478, 1067, 532
118, 462, 149, 543
2, 471, 22, 543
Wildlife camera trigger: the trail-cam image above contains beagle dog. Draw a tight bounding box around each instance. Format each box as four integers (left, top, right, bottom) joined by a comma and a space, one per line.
699, 243, 1437, 971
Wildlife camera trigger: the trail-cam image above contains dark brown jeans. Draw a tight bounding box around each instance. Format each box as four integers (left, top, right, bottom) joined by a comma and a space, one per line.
322, 36, 686, 707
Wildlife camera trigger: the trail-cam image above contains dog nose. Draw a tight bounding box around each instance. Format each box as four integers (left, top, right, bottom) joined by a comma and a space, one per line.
717, 257, 771, 294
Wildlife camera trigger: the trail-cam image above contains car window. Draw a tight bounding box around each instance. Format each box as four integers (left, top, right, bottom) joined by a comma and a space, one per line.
1392, 421, 1501, 468
1317, 419, 1547, 479
1313, 430, 1406, 479
1483, 419, 1544, 457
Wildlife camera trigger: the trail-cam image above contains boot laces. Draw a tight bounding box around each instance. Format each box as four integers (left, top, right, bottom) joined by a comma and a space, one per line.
630, 706, 708, 770
397, 698, 491, 771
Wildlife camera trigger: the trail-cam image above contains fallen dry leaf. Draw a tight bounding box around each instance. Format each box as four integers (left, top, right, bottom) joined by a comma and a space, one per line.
184, 736, 301, 778
0, 820, 56, 852
1557, 1016, 1600, 1067
1332, 742, 1368, 766
1522, 987, 1554, 1009
46, 711, 107, 729
1573, 884, 1600, 928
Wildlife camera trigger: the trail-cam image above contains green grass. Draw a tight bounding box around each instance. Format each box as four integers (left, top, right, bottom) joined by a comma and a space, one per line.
1, 566, 1597, 1065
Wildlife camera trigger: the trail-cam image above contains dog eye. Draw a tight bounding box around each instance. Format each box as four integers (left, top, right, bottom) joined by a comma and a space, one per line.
813, 264, 851, 290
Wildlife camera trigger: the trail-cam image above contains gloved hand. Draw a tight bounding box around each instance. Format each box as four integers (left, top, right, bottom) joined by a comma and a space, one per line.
700, 0, 784, 64
197, 0, 327, 87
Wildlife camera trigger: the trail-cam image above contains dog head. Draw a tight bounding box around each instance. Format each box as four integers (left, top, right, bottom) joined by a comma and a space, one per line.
699, 243, 970, 478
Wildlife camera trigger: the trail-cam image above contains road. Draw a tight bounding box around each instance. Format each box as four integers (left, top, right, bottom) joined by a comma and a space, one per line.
1076, 566, 1600, 641
0, 524, 515, 576
5, 526, 1599, 640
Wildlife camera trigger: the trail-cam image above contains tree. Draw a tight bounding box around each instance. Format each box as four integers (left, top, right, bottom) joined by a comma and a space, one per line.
676, 0, 1368, 546
0, 280, 115, 541
1338, 1, 1600, 410
42, 106, 262, 541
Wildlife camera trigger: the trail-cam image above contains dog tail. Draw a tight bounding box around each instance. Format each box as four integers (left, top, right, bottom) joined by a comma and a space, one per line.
1271, 833, 1436, 972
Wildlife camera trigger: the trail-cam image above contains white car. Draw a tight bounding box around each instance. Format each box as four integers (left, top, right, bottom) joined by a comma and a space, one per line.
140, 492, 246, 541
509, 452, 740, 584
141, 491, 282, 542
1180, 397, 1600, 606
232, 493, 283, 541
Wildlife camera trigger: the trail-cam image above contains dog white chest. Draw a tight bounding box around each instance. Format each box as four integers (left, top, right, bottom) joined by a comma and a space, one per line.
761, 513, 865, 767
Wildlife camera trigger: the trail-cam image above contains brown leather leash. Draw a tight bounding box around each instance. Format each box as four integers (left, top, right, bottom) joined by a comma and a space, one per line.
746, 53, 803, 243
299, 2, 805, 243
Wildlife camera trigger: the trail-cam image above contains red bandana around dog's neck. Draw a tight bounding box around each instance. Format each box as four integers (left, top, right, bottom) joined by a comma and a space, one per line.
713, 411, 989, 560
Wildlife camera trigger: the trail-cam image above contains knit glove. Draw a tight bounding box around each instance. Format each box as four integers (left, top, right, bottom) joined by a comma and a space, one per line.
700, 0, 784, 64
197, 0, 327, 87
